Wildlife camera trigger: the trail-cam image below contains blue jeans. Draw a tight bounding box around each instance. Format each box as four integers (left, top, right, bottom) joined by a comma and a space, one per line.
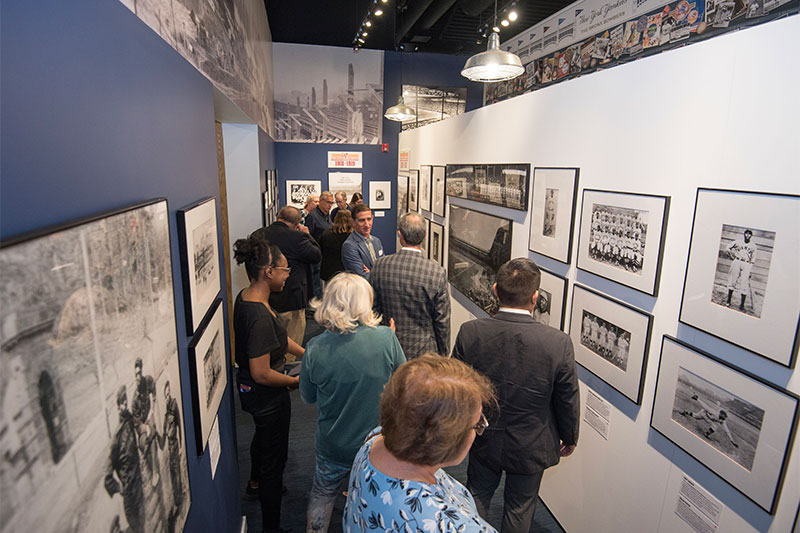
305, 455, 351, 533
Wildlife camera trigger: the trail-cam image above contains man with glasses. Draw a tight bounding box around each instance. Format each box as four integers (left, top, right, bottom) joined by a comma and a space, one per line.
453, 258, 580, 533
305, 191, 334, 299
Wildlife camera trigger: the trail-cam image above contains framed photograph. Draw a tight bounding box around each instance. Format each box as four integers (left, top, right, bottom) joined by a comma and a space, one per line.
431, 165, 446, 217
445, 163, 531, 211
397, 173, 409, 216
448, 205, 512, 315
419, 165, 432, 212
260, 170, 269, 227
188, 298, 227, 455
679, 189, 799, 367
177, 197, 221, 335
569, 284, 653, 404
529, 167, 580, 263
328, 172, 362, 204
651, 336, 799, 514
369, 181, 392, 210
534, 268, 569, 331
408, 169, 419, 212
429, 221, 445, 267
286, 180, 322, 209
0, 199, 191, 532
420, 217, 431, 256
576, 189, 670, 296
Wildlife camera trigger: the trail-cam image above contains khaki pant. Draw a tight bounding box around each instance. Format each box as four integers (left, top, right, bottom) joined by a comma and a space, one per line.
279, 309, 306, 362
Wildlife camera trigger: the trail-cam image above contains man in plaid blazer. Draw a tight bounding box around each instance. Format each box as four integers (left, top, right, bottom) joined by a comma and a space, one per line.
370, 212, 450, 358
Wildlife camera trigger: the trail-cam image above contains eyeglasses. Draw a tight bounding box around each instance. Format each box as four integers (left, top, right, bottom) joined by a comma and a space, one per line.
473, 413, 489, 436
273, 266, 291, 273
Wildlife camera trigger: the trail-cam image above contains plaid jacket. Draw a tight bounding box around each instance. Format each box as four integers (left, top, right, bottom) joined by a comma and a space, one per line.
370, 249, 450, 358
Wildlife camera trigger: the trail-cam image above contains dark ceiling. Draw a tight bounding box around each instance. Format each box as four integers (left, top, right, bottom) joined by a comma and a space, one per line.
265, 0, 575, 55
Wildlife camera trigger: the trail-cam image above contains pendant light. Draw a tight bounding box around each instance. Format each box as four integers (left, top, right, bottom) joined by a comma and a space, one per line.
385, 51, 416, 122
461, 0, 524, 82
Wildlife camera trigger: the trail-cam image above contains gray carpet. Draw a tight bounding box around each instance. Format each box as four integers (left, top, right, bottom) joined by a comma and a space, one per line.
234, 319, 565, 533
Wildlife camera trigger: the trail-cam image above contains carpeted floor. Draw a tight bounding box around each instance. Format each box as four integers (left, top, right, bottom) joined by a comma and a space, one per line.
234, 319, 565, 533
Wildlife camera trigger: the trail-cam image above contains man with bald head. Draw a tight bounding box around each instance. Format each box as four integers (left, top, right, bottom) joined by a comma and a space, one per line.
330, 191, 348, 220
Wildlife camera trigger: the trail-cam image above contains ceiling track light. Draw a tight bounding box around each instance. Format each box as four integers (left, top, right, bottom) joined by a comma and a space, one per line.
375, 8, 383, 16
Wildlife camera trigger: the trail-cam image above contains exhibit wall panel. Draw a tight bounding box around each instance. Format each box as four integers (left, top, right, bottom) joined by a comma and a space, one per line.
398, 15, 800, 533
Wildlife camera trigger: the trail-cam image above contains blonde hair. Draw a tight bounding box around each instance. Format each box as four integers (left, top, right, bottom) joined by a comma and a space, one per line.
311, 273, 381, 334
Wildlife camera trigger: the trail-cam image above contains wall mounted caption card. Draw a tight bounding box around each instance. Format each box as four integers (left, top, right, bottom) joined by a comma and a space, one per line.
675, 476, 723, 533
584, 389, 611, 439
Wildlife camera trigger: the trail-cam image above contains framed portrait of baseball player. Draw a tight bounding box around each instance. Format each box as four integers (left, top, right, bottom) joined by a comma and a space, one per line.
576, 189, 670, 296
431, 166, 446, 217
679, 189, 800, 367
397, 173, 409, 216
528, 167, 580, 264
408, 169, 420, 212
651, 336, 799, 514
419, 165, 433, 212
569, 284, 653, 404
534, 268, 569, 331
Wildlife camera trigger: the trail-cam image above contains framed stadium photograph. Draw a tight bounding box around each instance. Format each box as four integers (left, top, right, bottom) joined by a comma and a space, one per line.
445, 163, 530, 211
408, 169, 420, 212
419, 165, 432, 212
534, 268, 569, 331
576, 189, 670, 296
569, 284, 652, 404
651, 336, 799, 514
679, 189, 800, 368
431, 166, 446, 217
529, 167, 580, 264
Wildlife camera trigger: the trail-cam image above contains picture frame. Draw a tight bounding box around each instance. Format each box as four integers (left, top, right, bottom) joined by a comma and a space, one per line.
576, 189, 670, 296
419, 165, 432, 212
369, 181, 392, 210
187, 298, 227, 455
679, 189, 800, 367
286, 179, 322, 209
260, 170, 269, 228
651, 336, 799, 514
445, 163, 531, 211
431, 165, 446, 217
528, 167, 580, 264
534, 267, 569, 331
397, 173, 409, 216
420, 217, 431, 256
177, 197, 221, 336
328, 172, 362, 204
429, 220, 445, 267
408, 169, 420, 212
569, 284, 652, 404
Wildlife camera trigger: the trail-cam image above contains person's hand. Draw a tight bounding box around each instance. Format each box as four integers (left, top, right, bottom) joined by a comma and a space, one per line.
297, 224, 310, 234
389, 317, 396, 332
559, 443, 576, 457
288, 376, 300, 390
363, 264, 370, 273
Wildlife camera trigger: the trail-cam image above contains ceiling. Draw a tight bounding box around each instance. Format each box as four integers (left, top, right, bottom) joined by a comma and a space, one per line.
265, 0, 575, 55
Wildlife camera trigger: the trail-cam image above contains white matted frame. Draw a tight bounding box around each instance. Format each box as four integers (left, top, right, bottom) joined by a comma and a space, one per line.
187, 299, 227, 455
285, 180, 322, 209
397, 173, 409, 216
420, 217, 431, 256
408, 169, 420, 212
369, 181, 392, 210
535, 268, 569, 331
177, 197, 221, 335
569, 284, 652, 404
651, 336, 799, 514
429, 220, 445, 267
529, 167, 580, 264
420, 165, 432, 212
679, 188, 800, 368
576, 189, 670, 296
431, 166, 446, 217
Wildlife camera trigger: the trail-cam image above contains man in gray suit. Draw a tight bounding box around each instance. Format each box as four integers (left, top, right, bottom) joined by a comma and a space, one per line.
453, 258, 580, 533
371, 212, 450, 357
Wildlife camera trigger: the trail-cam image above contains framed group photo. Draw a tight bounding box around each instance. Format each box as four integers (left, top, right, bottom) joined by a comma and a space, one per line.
528, 167, 580, 264
419, 165, 432, 212
576, 189, 670, 296
679, 189, 800, 367
569, 284, 653, 404
534, 268, 569, 331
651, 336, 799, 514
286, 180, 322, 209
431, 165, 446, 217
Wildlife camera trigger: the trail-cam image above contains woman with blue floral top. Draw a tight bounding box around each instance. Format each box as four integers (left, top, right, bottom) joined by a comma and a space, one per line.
343, 355, 497, 533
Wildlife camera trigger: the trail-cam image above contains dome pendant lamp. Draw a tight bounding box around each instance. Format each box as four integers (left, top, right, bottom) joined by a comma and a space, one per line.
461, 1, 524, 82
384, 96, 416, 122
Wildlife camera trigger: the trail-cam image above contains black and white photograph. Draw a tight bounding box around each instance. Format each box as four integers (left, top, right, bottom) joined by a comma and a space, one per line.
286, 180, 322, 209
420, 218, 431, 256
431, 166, 446, 217
569, 284, 652, 404
0, 200, 191, 533
273, 43, 383, 143
679, 189, 799, 367
529, 168, 580, 264
651, 336, 799, 513
577, 189, 669, 296
419, 165, 432, 212
188, 299, 227, 455
448, 205, 512, 316
543, 188, 559, 237
178, 197, 221, 335
445, 163, 531, 211
397, 173, 409, 216
533, 268, 568, 330
429, 221, 445, 268
534, 288, 553, 325
328, 172, 362, 204
408, 169, 420, 212
369, 181, 392, 210
400, 85, 467, 131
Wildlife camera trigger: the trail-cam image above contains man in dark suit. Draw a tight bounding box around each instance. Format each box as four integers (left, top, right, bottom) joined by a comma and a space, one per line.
304, 191, 333, 300
252, 206, 321, 352
453, 258, 580, 533
341, 204, 383, 280
370, 212, 449, 357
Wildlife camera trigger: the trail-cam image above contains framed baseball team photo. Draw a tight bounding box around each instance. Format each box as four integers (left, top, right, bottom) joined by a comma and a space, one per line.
534, 267, 569, 331
569, 284, 653, 404
576, 189, 670, 296
528, 167, 580, 264
651, 336, 799, 514
679, 189, 800, 367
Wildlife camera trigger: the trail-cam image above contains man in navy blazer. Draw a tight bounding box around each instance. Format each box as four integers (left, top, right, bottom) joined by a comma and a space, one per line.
341, 203, 383, 280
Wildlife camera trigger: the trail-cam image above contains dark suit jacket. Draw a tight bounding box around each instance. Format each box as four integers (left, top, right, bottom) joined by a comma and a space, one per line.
453, 310, 580, 474
252, 222, 321, 312
370, 249, 450, 357
318, 229, 350, 281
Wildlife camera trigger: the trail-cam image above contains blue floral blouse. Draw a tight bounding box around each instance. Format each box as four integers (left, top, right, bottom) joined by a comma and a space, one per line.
343, 430, 497, 533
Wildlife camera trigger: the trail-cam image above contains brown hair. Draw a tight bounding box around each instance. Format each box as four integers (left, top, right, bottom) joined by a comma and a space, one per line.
380, 355, 495, 466
332, 209, 354, 234
278, 205, 302, 225
349, 192, 363, 207
495, 258, 541, 307
351, 203, 371, 219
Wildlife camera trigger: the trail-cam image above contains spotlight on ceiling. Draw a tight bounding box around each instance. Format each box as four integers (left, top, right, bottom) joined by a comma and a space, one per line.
501, 19, 509, 26
358, 38, 365, 43
375, 8, 383, 15
508, 10, 518, 21
365, 20, 372, 27
362, 31, 368, 36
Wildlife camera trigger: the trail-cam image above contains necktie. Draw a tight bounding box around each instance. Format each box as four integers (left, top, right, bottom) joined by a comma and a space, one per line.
365, 238, 377, 262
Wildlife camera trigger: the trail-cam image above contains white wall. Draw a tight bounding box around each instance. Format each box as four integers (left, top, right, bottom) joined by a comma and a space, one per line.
399, 16, 800, 533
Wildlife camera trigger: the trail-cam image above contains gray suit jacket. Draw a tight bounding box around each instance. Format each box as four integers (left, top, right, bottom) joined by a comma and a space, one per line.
370, 249, 450, 358
453, 310, 580, 474
341, 231, 384, 280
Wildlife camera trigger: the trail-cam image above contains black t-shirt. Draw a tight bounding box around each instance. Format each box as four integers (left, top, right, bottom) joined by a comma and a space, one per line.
233, 290, 288, 392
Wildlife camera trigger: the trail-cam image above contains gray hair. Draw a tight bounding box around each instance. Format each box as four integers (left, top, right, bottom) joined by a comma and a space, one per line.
310, 273, 381, 334
398, 212, 426, 246
320, 191, 334, 202
334, 191, 347, 201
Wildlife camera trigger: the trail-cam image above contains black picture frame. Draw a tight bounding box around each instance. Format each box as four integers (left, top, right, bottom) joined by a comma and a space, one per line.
397, 173, 409, 216
528, 167, 580, 264
429, 220, 445, 268
431, 165, 446, 217
535, 267, 569, 331
420, 165, 433, 212
408, 169, 420, 212
445, 163, 531, 211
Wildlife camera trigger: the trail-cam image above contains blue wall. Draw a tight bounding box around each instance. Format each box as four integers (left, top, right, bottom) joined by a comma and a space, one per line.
1, 1, 240, 531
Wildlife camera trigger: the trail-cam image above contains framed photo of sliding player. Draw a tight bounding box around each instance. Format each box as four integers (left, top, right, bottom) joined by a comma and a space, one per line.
529, 167, 580, 264
651, 336, 799, 514
569, 284, 652, 404
576, 189, 670, 296
534, 268, 569, 331
679, 189, 800, 368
